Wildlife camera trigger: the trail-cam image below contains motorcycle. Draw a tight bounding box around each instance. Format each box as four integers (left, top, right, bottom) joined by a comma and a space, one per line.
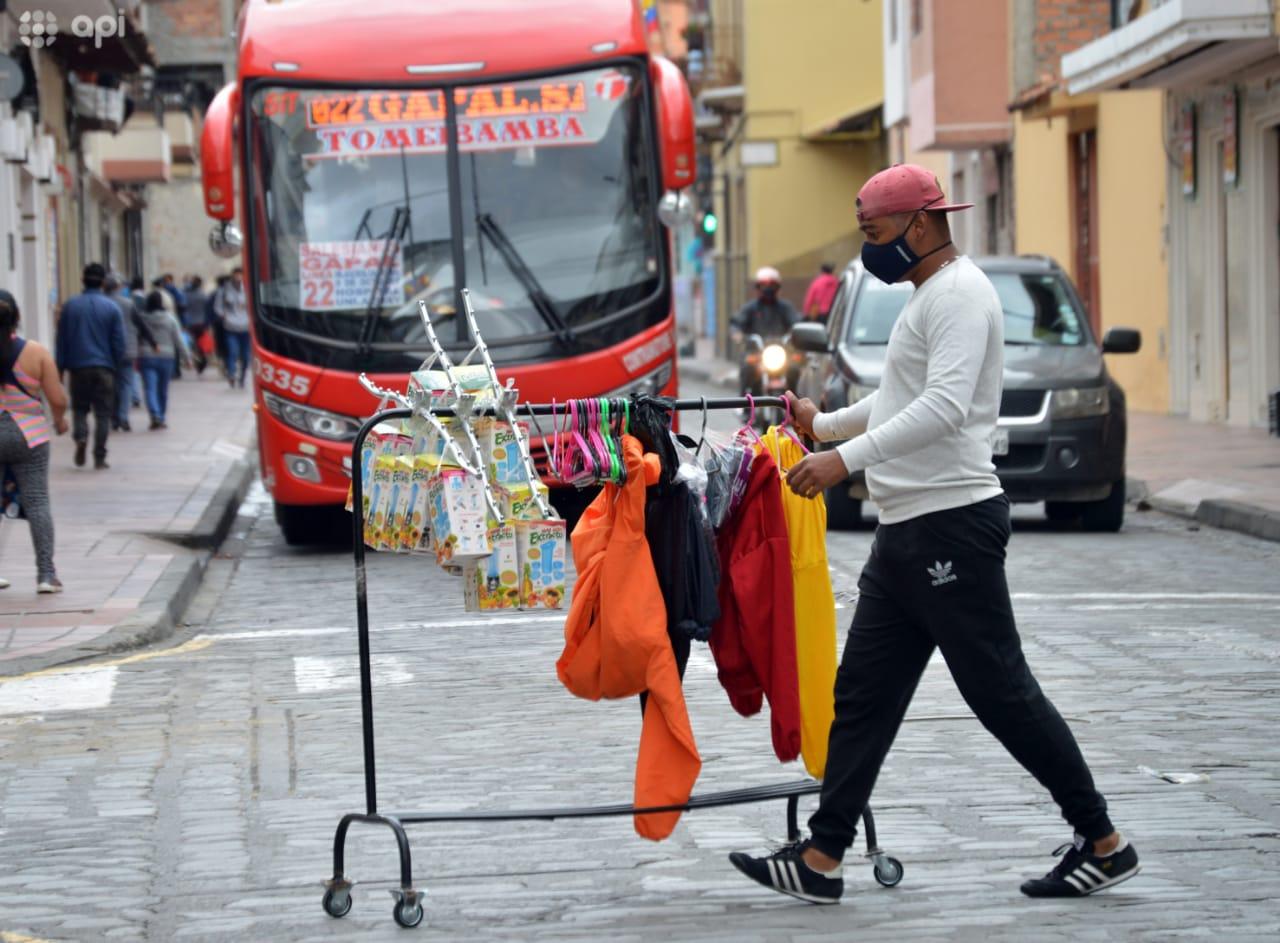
742, 333, 803, 431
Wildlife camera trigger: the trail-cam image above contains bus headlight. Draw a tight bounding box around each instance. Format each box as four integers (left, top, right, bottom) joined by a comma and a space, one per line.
761, 343, 787, 374
262, 391, 363, 441
1050, 386, 1110, 420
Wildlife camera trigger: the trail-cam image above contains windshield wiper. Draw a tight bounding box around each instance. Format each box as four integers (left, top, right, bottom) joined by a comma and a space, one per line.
356, 206, 410, 354
475, 213, 575, 347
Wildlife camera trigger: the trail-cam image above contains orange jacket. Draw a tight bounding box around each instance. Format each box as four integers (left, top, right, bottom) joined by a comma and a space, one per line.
557, 435, 702, 840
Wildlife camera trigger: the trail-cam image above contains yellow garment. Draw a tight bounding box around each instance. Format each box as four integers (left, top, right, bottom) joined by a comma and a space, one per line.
760, 426, 837, 778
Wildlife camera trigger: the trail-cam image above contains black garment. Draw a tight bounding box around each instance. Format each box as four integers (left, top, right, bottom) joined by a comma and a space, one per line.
69, 367, 115, 462
808, 495, 1114, 861
646, 481, 720, 645
730, 298, 799, 339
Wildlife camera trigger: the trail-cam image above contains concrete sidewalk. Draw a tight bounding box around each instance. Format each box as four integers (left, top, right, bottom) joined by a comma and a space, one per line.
0, 370, 255, 676
680, 342, 1280, 542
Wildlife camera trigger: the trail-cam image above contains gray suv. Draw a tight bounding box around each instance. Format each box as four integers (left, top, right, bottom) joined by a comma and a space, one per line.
791, 255, 1141, 531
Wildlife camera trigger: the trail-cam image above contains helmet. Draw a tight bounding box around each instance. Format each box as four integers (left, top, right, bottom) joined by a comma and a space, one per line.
753, 266, 781, 287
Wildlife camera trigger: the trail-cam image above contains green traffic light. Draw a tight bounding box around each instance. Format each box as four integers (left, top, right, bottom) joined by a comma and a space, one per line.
701, 212, 719, 234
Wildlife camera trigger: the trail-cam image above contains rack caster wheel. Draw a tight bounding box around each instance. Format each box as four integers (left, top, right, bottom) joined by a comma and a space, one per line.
322, 887, 352, 918
391, 889, 425, 928
872, 855, 903, 888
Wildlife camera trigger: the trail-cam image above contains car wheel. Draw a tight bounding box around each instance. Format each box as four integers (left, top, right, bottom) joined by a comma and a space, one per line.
1044, 501, 1079, 523
1079, 480, 1125, 533
825, 483, 863, 531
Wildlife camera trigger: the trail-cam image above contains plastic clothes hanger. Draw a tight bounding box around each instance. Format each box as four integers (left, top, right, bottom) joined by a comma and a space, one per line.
779, 395, 811, 455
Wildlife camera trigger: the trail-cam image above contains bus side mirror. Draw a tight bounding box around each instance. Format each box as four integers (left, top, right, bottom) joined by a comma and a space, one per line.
649, 56, 695, 193
201, 82, 239, 221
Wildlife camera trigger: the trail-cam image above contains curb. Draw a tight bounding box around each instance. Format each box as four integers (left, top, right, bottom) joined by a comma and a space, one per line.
0, 458, 254, 678
1127, 475, 1279, 544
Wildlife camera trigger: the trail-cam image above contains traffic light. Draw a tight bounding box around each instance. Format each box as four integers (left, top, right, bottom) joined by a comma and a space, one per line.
700, 211, 718, 236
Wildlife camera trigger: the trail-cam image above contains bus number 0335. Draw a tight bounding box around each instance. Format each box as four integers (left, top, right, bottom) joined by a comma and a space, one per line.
258, 361, 312, 398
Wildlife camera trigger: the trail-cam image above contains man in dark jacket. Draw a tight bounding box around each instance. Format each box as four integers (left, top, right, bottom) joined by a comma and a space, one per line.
56, 262, 125, 469
182, 275, 210, 374
730, 266, 799, 398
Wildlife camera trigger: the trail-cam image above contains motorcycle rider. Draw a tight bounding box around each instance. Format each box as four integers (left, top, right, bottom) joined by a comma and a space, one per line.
731, 266, 800, 397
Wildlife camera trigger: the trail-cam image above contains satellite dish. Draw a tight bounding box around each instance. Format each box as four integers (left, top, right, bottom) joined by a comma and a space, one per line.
0, 56, 25, 102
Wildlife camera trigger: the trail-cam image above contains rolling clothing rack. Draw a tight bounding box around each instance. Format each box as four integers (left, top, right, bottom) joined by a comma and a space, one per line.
323, 395, 902, 929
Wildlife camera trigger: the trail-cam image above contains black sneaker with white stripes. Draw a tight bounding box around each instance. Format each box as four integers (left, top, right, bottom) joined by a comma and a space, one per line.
729, 839, 844, 904
1020, 834, 1141, 897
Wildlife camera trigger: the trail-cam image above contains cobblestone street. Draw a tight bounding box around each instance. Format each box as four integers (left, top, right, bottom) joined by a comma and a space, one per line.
2, 460, 1279, 941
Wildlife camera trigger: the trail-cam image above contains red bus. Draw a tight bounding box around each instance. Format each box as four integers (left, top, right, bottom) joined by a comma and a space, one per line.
201, 0, 696, 543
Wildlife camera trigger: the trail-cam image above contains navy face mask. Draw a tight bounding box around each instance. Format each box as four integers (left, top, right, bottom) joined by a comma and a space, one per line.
861, 211, 952, 284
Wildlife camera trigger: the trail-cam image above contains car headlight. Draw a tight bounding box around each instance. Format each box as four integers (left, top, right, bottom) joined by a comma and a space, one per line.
761, 343, 787, 374
1050, 385, 1110, 420
262, 391, 363, 441
606, 359, 674, 398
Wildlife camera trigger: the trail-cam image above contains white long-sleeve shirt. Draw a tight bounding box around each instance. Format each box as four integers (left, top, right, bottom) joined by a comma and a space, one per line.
811, 256, 1003, 524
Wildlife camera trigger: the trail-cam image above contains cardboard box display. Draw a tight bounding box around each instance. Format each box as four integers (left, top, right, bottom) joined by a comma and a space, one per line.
388, 455, 416, 552
409, 365, 501, 410
501, 482, 553, 522
487, 421, 531, 486
515, 519, 567, 609
462, 523, 521, 611
372, 436, 412, 551
427, 469, 493, 567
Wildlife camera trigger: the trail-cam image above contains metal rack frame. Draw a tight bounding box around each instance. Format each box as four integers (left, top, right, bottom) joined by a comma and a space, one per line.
324, 396, 902, 929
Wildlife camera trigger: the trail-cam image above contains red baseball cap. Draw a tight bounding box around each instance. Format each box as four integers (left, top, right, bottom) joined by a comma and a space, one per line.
856, 164, 974, 223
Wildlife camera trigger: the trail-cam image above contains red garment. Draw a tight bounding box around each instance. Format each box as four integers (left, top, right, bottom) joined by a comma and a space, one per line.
710, 448, 802, 763
803, 272, 839, 318
558, 436, 702, 840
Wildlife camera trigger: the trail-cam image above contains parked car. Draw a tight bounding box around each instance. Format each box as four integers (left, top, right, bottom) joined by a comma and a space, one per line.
790, 255, 1141, 532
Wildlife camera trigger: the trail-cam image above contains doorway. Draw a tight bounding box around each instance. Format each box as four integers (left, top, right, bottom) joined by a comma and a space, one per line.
1069, 129, 1100, 335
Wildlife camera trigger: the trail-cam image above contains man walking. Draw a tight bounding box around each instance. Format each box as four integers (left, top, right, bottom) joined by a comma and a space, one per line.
182, 275, 210, 374
729, 165, 1139, 903
215, 267, 251, 388
105, 272, 158, 432
55, 263, 125, 469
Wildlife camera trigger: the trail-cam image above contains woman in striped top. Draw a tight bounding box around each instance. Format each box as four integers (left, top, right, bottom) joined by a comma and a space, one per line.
1, 289, 68, 593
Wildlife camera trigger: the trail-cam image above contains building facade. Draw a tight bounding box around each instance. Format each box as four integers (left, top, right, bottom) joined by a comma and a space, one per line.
698, 0, 885, 354
1009, 0, 1171, 415
1064, 0, 1280, 429
884, 0, 1014, 258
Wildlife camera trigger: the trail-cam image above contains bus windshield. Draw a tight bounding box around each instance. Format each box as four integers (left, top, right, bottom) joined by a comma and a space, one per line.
247, 64, 662, 363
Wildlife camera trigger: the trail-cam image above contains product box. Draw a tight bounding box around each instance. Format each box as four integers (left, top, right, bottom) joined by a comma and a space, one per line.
376, 436, 413, 551
404, 453, 438, 554
365, 454, 394, 549
409, 365, 500, 410
427, 469, 493, 567
487, 421, 531, 486
462, 523, 521, 611
388, 455, 416, 552
347, 423, 394, 514
515, 519, 567, 609
501, 482, 553, 522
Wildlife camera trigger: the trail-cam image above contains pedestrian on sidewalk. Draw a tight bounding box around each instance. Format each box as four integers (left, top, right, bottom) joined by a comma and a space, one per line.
105, 272, 159, 433
802, 263, 839, 322
126, 277, 147, 408
182, 275, 210, 375
55, 262, 124, 470
137, 290, 191, 430
216, 267, 251, 389
207, 274, 229, 375
0, 290, 67, 594
729, 165, 1140, 904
